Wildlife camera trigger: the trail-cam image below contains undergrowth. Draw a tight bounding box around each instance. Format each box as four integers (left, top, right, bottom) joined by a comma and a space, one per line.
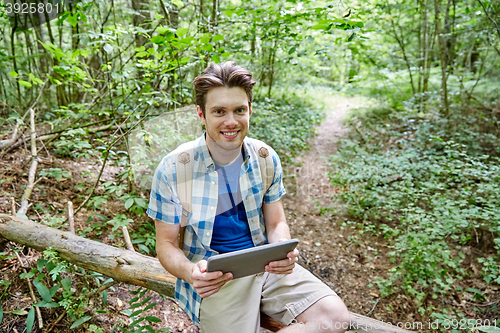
329, 101, 500, 329
250, 95, 324, 162
1, 93, 324, 331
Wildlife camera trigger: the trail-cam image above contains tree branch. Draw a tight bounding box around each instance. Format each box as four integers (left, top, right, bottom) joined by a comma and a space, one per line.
477, 0, 500, 40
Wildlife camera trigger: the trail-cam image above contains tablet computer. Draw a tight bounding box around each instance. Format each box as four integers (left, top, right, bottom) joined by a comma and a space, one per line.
206, 239, 299, 279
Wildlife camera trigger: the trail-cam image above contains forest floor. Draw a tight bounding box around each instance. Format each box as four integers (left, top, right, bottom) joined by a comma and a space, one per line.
0, 95, 473, 332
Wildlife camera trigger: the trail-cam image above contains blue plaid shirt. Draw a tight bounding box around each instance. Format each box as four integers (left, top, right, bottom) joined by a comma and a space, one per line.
147, 133, 286, 325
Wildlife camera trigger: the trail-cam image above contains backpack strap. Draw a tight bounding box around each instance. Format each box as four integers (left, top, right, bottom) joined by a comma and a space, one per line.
251, 139, 274, 196
175, 147, 194, 250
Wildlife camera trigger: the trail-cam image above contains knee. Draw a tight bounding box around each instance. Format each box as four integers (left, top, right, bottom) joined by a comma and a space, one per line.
317, 296, 350, 333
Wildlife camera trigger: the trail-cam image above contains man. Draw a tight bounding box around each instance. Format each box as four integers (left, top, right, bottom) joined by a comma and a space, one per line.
147, 61, 350, 333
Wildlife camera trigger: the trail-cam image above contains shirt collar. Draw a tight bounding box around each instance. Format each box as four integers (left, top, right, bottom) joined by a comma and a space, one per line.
198, 133, 215, 171
198, 132, 252, 170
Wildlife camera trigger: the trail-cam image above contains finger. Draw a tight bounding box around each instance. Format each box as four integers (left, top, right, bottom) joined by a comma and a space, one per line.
265, 257, 297, 274
266, 265, 295, 275
289, 248, 300, 258
202, 271, 225, 281
199, 284, 224, 298
268, 260, 295, 271
285, 249, 299, 260
193, 272, 232, 288
197, 260, 208, 273
191, 265, 223, 281
197, 275, 232, 298
268, 268, 294, 275
268, 256, 298, 268
197, 282, 222, 297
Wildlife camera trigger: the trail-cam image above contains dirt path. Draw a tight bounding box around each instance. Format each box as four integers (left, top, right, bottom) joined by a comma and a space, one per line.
283, 95, 351, 205
281, 95, 397, 324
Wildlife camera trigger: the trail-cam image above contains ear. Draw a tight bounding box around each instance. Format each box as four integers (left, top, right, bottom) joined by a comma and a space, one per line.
197, 105, 206, 125
249, 103, 253, 117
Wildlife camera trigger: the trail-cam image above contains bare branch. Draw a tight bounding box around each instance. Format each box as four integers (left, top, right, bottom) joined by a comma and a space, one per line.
18, 108, 38, 215
74, 104, 147, 215
122, 226, 135, 252
68, 201, 75, 234
477, 0, 500, 40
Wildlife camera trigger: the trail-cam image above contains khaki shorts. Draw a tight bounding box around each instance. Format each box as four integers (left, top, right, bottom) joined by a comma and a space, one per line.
199, 264, 337, 333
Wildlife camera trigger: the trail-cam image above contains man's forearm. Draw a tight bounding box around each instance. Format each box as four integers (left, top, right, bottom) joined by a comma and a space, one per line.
266, 220, 291, 244
157, 241, 195, 284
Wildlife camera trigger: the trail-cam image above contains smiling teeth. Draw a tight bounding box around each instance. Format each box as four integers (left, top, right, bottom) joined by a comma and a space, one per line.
223, 131, 237, 135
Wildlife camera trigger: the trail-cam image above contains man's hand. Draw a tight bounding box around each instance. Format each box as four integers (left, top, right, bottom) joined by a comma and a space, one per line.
265, 248, 299, 275
191, 260, 233, 298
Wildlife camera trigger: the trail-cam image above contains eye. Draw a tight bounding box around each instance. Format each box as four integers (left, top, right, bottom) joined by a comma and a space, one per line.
214, 109, 224, 115
236, 108, 245, 113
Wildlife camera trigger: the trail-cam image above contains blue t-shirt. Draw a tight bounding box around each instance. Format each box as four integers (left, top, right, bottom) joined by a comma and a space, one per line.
210, 150, 254, 254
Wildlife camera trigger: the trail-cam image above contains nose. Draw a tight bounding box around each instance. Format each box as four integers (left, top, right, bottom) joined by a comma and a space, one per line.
224, 112, 238, 128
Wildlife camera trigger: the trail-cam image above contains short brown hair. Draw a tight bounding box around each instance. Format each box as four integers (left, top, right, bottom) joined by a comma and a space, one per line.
193, 61, 256, 115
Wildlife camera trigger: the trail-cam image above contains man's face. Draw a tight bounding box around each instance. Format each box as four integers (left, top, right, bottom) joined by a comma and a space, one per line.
197, 86, 252, 152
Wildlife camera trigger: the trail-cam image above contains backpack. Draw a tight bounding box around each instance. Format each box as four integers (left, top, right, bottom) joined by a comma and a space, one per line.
174, 139, 274, 249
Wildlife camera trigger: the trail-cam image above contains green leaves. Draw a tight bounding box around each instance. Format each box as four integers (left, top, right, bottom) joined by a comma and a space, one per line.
145, 316, 162, 323
157, 26, 169, 35
107, 214, 134, 232
26, 307, 35, 333
213, 35, 224, 42
20, 270, 35, 279
202, 44, 213, 52
121, 193, 148, 215
151, 35, 165, 44
478, 327, 500, 333
211, 55, 221, 63
103, 43, 113, 54
118, 287, 162, 333
61, 277, 72, 291
176, 28, 188, 37
70, 315, 92, 329
9, 71, 18, 78
39, 168, 71, 181
33, 280, 59, 303
310, 23, 329, 30
19, 80, 32, 88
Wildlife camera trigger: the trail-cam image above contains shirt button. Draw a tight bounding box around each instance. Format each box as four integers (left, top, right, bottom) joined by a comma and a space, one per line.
210, 206, 215, 210
211, 181, 216, 185
206, 231, 211, 236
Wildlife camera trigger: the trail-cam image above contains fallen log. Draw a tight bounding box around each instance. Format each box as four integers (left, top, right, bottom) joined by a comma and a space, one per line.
0, 214, 413, 333
0, 214, 175, 297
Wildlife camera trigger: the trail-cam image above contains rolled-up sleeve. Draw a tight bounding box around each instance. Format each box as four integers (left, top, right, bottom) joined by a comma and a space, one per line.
263, 148, 286, 204
147, 157, 182, 224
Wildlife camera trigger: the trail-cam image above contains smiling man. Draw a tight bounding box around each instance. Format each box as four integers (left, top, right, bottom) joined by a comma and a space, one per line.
148, 62, 350, 333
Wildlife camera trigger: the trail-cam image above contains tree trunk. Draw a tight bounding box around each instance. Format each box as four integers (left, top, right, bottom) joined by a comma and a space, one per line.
420, 0, 429, 112
389, 17, 416, 95
0, 214, 176, 296
434, 0, 449, 115
212, 0, 218, 26
131, 0, 150, 48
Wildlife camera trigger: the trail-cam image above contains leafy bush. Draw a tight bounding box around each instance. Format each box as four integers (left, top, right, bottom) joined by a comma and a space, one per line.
250, 95, 324, 162
329, 106, 500, 307
116, 287, 167, 333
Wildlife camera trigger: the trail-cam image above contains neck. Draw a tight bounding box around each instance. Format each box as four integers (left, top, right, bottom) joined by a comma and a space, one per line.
206, 139, 242, 166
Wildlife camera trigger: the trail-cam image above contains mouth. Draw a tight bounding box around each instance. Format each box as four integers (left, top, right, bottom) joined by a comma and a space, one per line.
221, 130, 240, 139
